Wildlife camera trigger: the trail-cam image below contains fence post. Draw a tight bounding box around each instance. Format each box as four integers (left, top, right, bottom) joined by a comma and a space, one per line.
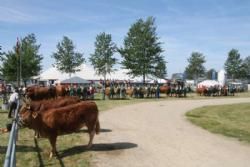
4, 100, 20, 167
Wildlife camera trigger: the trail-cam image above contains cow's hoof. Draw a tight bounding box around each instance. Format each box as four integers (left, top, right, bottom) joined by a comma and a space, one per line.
49, 152, 53, 159
49, 152, 58, 159
86, 144, 92, 149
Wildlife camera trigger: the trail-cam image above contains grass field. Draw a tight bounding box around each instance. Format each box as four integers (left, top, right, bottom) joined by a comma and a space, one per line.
186, 103, 250, 143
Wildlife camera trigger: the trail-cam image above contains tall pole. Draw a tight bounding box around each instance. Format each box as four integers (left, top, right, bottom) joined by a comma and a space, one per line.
19, 42, 22, 87
16, 55, 19, 87
16, 38, 20, 87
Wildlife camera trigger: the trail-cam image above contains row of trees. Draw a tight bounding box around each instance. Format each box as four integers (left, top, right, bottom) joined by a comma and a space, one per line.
185, 50, 250, 81
0, 16, 250, 87
0, 17, 166, 86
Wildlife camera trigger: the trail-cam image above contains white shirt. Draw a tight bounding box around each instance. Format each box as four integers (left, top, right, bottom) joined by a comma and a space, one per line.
9, 92, 19, 103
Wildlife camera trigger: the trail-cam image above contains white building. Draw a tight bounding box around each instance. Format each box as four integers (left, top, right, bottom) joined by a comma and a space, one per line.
218, 69, 227, 86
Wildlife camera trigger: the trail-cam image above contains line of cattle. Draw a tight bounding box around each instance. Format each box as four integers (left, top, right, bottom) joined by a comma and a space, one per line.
23, 84, 237, 102
24, 84, 188, 100
196, 86, 236, 96
19, 85, 100, 158
105, 85, 188, 98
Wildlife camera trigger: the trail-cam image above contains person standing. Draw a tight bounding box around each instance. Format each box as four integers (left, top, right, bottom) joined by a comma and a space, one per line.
8, 89, 19, 118
156, 84, 160, 99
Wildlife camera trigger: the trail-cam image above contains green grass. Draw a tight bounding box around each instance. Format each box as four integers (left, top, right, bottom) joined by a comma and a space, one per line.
186, 103, 250, 143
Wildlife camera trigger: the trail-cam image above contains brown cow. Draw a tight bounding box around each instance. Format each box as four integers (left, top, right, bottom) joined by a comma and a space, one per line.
25, 85, 56, 100
19, 101, 100, 158
196, 86, 207, 96
22, 96, 80, 112
21, 96, 81, 138
55, 85, 67, 97
159, 85, 170, 94
126, 87, 134, 97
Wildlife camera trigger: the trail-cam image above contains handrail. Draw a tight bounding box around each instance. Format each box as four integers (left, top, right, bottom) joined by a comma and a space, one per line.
4, 100, 20, 167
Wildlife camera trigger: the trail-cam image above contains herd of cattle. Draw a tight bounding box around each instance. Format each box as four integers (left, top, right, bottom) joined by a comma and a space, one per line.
196, 85, 236, 96
105, 84, 188, 99
18, 85, 100, 158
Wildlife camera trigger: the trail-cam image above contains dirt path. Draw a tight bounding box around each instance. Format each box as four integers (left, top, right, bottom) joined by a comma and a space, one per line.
91, 98, 250, 167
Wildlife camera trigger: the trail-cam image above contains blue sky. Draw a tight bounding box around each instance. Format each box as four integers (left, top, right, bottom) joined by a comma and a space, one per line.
1, 0, 250, 77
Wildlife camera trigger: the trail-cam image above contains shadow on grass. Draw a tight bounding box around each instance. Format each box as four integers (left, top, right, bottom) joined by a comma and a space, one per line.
105, 98, 131, 100
34, 138, 45, 167
0, 145, 41, 154
59, 142, 138, 158
77, 128, 112, 133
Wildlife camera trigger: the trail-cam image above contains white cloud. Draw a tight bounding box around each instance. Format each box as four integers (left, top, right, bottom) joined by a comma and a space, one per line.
0, 6, 35, 23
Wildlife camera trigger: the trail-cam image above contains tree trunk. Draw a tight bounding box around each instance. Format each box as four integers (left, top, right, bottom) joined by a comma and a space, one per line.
143, 74, 145, 85
103, 74, 106, 100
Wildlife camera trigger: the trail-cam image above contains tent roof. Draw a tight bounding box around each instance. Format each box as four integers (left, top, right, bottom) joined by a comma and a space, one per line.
197, 80, 221, 88
39, 64, 165, 82
60, 76, 90, 84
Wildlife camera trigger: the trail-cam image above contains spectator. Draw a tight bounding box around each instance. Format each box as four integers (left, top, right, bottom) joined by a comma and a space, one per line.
8, 89, 19, 118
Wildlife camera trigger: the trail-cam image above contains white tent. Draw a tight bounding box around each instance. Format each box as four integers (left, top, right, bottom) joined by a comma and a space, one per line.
39, 64, 160, 82
197, 80, 222, 88
148, 79, 167, 84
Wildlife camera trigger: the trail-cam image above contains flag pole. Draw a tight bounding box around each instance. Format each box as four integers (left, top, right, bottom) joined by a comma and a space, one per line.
19, 38, 22, 87
16, 38, 21, 87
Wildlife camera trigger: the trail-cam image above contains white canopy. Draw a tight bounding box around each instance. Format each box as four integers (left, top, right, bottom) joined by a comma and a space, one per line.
197, 80, 222, 88
39, 64, 162, 82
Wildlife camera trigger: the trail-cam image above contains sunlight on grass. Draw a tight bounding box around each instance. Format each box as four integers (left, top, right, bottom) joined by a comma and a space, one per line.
186, 103, 250, 143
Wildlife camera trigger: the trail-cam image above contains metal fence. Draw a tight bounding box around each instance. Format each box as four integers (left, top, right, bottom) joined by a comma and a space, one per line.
4, 100, 20, 167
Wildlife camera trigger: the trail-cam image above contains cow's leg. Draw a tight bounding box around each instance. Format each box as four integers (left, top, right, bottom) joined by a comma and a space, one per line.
34, 131, 38, 138
86, 123, 96, 149
87, 131, 95, 149
34, 130, 41, 138
48, 135, 57, 158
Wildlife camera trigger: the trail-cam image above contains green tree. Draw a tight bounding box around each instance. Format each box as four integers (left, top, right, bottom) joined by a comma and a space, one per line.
52, 36, 85, 77
0, 45, 3, 56
154, 57, 167, 79
224, 49, 242, 80
89, 32, 117, 99
89, 32, 117, 78
119, 17, 166, 83
240, 56, 250, 79
185, 52, 206, 81
0, 34, 43, 86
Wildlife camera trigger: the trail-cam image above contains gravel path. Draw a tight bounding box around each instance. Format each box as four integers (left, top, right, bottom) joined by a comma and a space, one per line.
91, 98, 250, 167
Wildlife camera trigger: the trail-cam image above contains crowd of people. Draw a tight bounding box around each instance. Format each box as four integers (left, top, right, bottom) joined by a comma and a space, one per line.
64, 84, 95, 100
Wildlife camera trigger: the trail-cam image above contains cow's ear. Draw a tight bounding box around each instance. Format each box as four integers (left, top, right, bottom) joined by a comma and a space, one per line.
32, 112, 38, 119
39, 104, 45, 111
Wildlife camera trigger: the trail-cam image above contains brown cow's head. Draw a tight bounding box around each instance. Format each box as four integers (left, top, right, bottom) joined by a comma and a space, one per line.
19, 99, 39, 128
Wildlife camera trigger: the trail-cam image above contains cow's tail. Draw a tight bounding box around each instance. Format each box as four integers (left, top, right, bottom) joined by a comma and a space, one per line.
95, 117, 100, 134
